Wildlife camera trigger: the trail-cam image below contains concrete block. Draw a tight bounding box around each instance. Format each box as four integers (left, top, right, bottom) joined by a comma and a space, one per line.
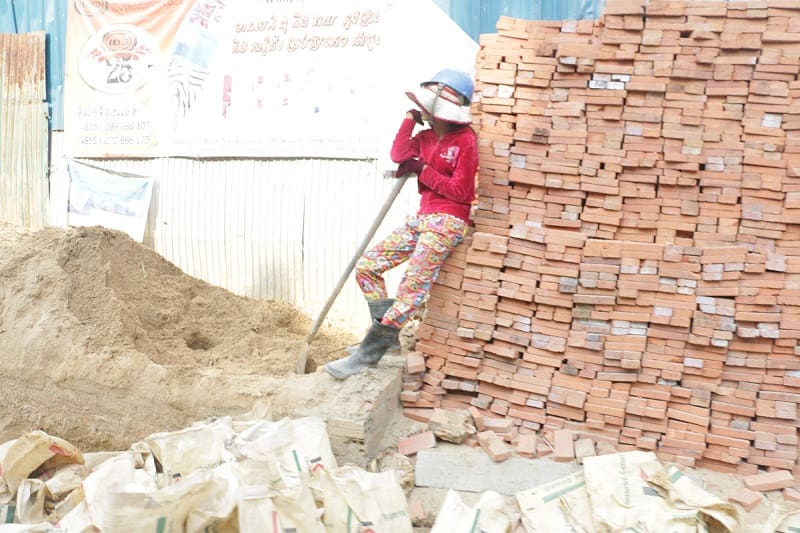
324, 357, 403, 459
415, 443, 580, 495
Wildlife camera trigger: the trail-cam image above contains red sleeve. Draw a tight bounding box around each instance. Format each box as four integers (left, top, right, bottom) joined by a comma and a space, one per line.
390, 118, 419, 163
418, 137, 477, 205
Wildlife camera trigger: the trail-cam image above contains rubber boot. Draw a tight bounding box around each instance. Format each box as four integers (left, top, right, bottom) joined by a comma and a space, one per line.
325, 319, 400, 379
346, 299, 401, 355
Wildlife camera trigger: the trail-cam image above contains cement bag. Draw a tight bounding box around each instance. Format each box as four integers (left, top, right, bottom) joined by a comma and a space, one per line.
237, 482, 324, 533
0, 525, 54, 532
14, 479, 47, 525
89, 470, 215, 533
140, 417, 236, 481
57, 496, 96, 533
43, 464, 85, 501
516, 470, 596, 533
777, 510, 800, 533
82, 452, 155, 530
431, 490, 511, 533
646, 463, 739, 532
318, 465, 412, 533
185, 462, 239, 533
233, 417, 337, 479
584, 451, 725, 533
0, 432, 83, 505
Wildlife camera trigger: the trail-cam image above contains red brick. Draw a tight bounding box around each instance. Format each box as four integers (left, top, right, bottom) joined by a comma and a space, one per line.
553, 430, 575, 462
729, 488, 763, 512
397, 431, 436, 456
743, 470, 795, 492
517, 433, 538, 458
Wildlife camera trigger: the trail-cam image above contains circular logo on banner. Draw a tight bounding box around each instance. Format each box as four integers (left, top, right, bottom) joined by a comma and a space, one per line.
74, 0, 108, 17
78, 24, 160, 95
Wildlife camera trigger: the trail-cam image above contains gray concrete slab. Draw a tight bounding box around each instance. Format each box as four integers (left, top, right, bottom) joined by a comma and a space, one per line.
415, 443, 580, 495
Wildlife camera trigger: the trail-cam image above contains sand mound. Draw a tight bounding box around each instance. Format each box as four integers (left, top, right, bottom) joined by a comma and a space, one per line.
0, 224, 356, 450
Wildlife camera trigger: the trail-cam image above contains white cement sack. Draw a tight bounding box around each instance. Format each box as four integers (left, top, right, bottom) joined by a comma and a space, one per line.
318, 465, 412, 533
140, 417, 236, 481
0, 432, 82, 505
233, 417, 337, 485
516, 470, 596, 532
431, 489, 511, 533
185, 462, 239, 533
14, 480, 46, 525
237, 482, 324, 533
583, 451, 739, 532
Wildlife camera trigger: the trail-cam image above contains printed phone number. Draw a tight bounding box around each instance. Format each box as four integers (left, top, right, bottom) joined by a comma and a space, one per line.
80, 135, 151, 145
80, 121, 151, 132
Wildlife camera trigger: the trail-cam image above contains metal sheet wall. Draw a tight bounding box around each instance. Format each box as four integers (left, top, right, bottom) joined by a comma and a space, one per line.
447, 0, 606, 41
0, 31, 49, 230
48, 132, 417, 331
0, 0, 67, 129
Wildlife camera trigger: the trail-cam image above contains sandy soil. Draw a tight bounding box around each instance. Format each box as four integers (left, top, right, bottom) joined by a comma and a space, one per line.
0, 223, 356, 451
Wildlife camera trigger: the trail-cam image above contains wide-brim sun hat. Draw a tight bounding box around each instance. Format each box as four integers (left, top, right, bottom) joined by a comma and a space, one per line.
405, 69, 475, 125
405, 85, 473, 125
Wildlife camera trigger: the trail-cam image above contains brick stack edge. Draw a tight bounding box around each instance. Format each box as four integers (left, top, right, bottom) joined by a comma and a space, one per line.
403, 0, 800, 477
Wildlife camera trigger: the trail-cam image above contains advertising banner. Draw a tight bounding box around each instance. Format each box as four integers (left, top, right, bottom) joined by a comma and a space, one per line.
64, 0, 478, 160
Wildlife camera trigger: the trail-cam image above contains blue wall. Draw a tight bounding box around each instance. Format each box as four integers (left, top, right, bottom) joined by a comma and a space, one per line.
446, 0, 605, 42
1, 0, 68, 129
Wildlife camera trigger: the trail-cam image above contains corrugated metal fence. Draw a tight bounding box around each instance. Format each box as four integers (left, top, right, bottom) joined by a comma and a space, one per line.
48, 134, 418, 331
442, 0, 606, 41
0, 31, 49, 230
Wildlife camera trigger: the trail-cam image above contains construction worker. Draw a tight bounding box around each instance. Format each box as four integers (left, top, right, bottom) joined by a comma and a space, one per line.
325, 68, 478, 379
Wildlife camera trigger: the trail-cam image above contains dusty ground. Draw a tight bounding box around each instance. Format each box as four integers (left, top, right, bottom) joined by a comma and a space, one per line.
0, 222, 356, 451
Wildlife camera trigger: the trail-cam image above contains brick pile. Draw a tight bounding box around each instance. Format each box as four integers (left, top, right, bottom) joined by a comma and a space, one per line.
403, 0, 800, 477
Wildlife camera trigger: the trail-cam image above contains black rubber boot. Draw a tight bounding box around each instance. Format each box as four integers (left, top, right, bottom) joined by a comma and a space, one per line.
368, 299, 394, 321
346, 299, 401, 355
325, 319, 400, 379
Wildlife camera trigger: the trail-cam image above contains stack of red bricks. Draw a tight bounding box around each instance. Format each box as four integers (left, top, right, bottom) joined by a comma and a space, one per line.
403, 0, 800, 477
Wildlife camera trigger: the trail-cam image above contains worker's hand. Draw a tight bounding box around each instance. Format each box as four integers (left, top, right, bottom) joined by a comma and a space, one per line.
395, 158, 425, 178
406, 108, 424, 125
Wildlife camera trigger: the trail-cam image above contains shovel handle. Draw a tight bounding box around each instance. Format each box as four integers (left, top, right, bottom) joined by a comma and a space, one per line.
296, 175, 409, 374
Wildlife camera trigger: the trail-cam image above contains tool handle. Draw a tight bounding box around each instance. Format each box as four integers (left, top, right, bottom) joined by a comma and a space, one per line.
296, 175, 409, 374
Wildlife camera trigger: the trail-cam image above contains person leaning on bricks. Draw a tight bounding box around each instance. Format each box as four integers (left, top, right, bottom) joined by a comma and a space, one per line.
325, 68, 479, 379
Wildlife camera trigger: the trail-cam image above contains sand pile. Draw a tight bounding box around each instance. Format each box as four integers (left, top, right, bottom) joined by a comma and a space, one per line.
0, 224, 355, 450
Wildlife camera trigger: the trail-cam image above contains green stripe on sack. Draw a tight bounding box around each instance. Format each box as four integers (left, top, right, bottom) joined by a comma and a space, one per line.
669, 468, 684, 483
469, 509, 481, 533
543, 481, 586, 503
156, 516, 167, 533
1, 505, 15, 523
292, 450, 302, 472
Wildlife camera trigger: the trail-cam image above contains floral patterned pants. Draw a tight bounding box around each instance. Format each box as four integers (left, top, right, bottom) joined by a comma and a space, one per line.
355, 213, 468, 328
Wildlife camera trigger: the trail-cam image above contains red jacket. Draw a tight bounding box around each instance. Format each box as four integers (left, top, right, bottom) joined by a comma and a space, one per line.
390, 118, 478, 225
